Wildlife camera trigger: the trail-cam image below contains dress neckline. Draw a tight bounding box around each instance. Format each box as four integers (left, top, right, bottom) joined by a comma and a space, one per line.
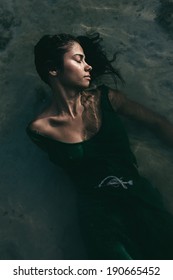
28, 84, 107, 146
34, 115, 104, 146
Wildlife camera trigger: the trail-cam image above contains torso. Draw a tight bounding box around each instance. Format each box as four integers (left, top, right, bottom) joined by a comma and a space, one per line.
29, 88, 103, 143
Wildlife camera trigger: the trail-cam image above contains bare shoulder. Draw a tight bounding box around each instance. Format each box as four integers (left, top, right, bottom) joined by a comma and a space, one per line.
27, 101, 54, 133
27, 117, 49, 134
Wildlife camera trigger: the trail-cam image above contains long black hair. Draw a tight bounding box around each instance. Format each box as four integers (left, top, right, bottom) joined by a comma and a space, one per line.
77, 33, 124, 87
34, 32, 124, 87
34, 34, 79, 84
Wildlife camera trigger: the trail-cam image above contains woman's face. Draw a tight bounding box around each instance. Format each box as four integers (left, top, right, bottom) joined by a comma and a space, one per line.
58, 42, 92, 89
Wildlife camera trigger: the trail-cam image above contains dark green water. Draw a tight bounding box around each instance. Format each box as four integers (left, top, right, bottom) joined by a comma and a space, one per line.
0, 0, 173, 259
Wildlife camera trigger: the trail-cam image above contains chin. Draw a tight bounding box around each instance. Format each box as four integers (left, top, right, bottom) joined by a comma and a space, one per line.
83, 81, 91, 88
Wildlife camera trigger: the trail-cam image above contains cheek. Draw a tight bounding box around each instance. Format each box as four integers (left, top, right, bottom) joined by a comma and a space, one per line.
65, 66, 81, 80
64, 61, 81, 74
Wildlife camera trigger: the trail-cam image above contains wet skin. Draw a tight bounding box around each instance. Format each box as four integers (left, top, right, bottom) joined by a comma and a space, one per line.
57, 42, 92, 90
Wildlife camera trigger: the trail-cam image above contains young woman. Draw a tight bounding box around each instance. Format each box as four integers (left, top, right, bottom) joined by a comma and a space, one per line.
27, 33, 173, 259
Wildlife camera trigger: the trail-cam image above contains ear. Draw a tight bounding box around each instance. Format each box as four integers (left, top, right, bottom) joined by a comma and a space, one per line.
46, 60, 58, 77
49, 69, 58, 76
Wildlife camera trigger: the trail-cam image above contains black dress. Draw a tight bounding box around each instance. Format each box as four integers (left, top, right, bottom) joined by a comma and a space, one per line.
27, 85, 173, 260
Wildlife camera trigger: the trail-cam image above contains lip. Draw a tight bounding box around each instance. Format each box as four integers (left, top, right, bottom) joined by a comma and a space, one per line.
84, 76, 91, 80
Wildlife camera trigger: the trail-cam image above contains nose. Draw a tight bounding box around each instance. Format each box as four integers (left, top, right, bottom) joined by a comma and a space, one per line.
84, 62, 92, 72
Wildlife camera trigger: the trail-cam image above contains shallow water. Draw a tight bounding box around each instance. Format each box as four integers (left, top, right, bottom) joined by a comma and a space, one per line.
0, 0, 173, 259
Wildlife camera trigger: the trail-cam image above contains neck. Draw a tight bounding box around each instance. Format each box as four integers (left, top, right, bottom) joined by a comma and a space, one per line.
50, 80, 84, 119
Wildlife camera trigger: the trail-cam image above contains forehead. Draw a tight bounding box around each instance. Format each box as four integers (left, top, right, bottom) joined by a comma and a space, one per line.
65, 42, 84, 56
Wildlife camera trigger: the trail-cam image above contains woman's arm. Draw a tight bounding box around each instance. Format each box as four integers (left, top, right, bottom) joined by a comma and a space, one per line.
108, 87, 173, 147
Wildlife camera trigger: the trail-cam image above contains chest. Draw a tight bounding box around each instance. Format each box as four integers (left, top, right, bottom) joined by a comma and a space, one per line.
47, 112, 132, 162
46, 105, 102, 143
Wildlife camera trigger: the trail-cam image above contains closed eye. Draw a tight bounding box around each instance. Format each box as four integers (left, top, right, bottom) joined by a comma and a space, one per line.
73, 54, 85, 63
75, 59, 82, 63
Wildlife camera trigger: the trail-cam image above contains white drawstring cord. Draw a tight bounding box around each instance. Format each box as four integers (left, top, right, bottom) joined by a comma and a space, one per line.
97, 176, 133, 189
